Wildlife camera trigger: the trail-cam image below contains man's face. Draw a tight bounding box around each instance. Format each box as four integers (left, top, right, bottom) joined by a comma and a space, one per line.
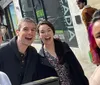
76, 0, 85, 9
16, 21, 36, 46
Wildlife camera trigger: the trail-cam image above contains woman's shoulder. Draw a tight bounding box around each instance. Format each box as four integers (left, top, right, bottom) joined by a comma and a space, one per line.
89, 66, 100, 85
91, 66, 100, 78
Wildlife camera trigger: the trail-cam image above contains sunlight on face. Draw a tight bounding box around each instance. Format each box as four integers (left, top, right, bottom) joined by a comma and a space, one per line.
92, 20, 100, 48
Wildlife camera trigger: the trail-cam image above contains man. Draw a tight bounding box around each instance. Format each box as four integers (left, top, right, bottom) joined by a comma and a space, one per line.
0, 17, 40, 85
76, 0, 97, 30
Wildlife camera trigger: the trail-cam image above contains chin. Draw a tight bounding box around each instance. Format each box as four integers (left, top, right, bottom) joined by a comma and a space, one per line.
44, 42, 50, 45
23, 42, 32, 46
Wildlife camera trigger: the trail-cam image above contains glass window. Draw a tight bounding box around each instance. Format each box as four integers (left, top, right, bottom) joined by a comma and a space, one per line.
20, 0, 37, 22
9, 3, 18, 30
43, 0, 78, 47
19, 0, 78, 47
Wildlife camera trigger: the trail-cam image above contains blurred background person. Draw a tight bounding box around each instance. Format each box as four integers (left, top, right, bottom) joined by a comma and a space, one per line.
1, 25, 9, 42
76, 0, 97, 30
0, 5, 12, 85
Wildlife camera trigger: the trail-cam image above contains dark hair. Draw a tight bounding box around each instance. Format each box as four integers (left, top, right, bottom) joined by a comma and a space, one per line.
0, 6, 4, 22
37, 20, 55, 34
91, 10, 100, 23
77, 0, 87, 5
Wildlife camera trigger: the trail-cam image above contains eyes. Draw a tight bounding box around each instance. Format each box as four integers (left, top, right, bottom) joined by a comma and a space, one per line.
22, 27, 36, 32
40, 29, 52, 34
95, 35, 100, 38
94, 32, 100, 39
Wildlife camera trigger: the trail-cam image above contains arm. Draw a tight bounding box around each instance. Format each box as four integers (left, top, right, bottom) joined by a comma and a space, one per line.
0, 71, 12, 85
89, 66, 100, 85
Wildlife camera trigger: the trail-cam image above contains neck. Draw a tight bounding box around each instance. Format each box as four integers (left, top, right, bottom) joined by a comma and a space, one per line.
17, 39, 28, 54
44, 41, 55, 51
44, 41, 57, 57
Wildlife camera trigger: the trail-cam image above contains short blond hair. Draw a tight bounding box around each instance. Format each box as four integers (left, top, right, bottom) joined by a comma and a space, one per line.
17, 17, 37, 30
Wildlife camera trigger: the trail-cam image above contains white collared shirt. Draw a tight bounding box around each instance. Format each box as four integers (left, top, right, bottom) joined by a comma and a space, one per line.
0, 71, 12, 85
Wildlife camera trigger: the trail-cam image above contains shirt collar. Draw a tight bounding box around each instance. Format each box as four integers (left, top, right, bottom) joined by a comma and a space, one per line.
81, 5, 91, 12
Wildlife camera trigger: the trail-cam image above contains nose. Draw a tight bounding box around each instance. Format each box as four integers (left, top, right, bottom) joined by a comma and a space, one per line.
45, 31, 49, 35
28, 30, 32, 33
27, 30, 35, 35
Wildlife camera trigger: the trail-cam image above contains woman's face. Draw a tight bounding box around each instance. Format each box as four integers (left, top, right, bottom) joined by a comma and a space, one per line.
92, 20, 100, 48
38, 24, 54, 45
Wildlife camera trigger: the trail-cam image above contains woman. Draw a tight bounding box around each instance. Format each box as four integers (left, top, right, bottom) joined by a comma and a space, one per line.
37, 20, 89, 85
88, 10, 100, 85
88, 10, 100, 65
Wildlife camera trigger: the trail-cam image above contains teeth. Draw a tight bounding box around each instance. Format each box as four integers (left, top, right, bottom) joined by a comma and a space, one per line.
25, 37, 32, 40
45, 37, 51, 40
45, 37, 50, 39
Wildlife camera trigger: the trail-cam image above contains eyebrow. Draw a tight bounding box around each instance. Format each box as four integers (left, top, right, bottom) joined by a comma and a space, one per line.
95, 32, 100, 36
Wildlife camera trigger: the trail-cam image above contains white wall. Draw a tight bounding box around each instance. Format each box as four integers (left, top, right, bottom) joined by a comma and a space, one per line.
88, 0, 100, 9
67, 0, 90, 61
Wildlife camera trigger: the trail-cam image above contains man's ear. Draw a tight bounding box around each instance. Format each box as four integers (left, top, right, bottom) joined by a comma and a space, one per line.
16, 29, 19, 36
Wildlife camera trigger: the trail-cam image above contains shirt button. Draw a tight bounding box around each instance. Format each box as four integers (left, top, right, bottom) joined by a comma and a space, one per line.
21, 66, 23, 68
21, 54, 23, 57
22, 60, 24, 63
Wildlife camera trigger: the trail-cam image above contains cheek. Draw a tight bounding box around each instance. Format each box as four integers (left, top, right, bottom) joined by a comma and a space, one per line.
39, 33, 44, 39
79, 4, 83, 8
95, 39, 100, 48
32, 31, 36, 36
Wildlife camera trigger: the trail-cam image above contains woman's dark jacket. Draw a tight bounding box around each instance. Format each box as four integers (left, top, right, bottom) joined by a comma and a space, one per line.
38, 39, 89, 85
